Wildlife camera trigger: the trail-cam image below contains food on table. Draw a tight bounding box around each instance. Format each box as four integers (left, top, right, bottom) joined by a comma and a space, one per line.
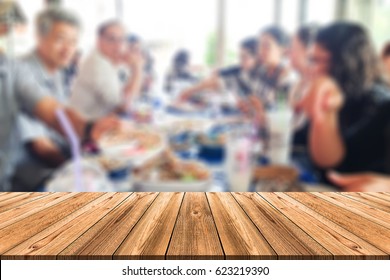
99, 126, 162, 151
133, 150, 210, 183
97, 123, 166, 167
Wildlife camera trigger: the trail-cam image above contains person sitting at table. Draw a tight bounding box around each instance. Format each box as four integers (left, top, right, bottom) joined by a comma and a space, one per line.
0, 56, 119, 192
297, 22, 390, 185
252, 25, 294, 109
164, 49, 198, 93
11, 8, 80, 191
70, 20, 145, 120
178, 37, 258, 100
287, 25, 320, 179
237, 27, 294, 137
381, 42, 390, 84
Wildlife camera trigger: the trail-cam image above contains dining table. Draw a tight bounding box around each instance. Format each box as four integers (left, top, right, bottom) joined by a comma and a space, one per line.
0, 191, 389, 260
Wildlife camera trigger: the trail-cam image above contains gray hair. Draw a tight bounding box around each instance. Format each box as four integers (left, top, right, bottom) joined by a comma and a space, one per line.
36, 8, 81, 36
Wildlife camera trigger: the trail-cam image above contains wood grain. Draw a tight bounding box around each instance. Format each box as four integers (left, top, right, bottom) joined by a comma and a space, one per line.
365, 192, 390, 202
0, 192, 49, 213
58, 192, 159, 260
0, 192, 103, 254
287, 192, 390, 255
0, 192, 25, 203
0, 193, 78, 230
312, 192, 390, 229
167, 193, 224, 260
0, 192, 389, 260
206, 192, 276, 259
2, 193, 130, 259
231, 192, 331, 259
114, 192, 184, 260
260, 192, 388, 259
341, 192, 390, 212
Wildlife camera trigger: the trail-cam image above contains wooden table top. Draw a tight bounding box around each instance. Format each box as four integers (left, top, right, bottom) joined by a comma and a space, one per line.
0, 192, 390, 260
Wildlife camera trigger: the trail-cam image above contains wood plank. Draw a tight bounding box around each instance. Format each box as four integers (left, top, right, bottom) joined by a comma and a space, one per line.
0, 192, 49, 213
260, 193, 388, 259
0, 192, 25, 203
313, 193, 390, 230
0, 193, 78, 230
0, 192, 103, 255
364, 193, 390, 202
2, 193, 130, 260
341, 193, 390, 212
58, 192, 159, 260
206, 192, 276, 260
166, 193, 224, 260
231, 192, 331, 259
114, 192, 184, 260
287, 192, 390, 255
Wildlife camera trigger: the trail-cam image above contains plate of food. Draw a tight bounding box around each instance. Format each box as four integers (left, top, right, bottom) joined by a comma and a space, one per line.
132, 151, 211, 192
97, 123, 166, 167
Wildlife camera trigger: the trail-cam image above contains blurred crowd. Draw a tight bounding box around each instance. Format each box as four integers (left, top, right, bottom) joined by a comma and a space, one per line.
1, 6, 390, 192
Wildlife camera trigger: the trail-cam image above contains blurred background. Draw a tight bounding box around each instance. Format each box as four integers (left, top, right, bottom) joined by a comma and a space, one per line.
2, 0, 390, 76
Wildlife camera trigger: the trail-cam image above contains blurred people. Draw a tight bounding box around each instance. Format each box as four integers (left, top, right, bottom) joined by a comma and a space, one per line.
12, 8, 80, 191
298, 22, 390, 184
381, 42, 390, 83
0, 55, 119, 191
70, 20, 144, 120
164, 49, 197, 93
179, 37, 258, 99
237, 26, 293, 124
289, 25, 319, 164
254, 26, 293, 109
127, 34, 156, 96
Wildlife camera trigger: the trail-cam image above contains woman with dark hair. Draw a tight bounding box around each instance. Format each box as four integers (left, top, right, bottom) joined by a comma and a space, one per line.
298, 22, 390, 186
178, 37, 258, 99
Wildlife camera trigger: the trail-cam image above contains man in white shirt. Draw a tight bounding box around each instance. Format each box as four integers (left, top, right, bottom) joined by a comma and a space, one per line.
70, 20, 144, 120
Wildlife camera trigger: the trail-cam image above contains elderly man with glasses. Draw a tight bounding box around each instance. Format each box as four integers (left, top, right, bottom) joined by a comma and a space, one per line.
70, 20, 144, 120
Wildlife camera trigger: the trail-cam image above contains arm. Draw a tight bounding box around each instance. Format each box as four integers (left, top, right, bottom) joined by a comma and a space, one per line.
16, 63, 120, 143
27, 137, 66, 167
309, 111, 345, 168
119, 50, 145, 112
298, 76, 345, 168
328, 171, 390, 192
179, 74, 221, 101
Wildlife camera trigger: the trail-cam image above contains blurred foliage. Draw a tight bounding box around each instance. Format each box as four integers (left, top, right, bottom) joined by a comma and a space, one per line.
205, 32, 217, 67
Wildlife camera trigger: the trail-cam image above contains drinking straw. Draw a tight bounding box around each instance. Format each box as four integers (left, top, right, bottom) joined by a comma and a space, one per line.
55, 109, 84, 192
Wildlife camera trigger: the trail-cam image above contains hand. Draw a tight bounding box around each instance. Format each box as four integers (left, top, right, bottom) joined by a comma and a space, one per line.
178, 88, 195, 102
123, 49, 145, 71
237, 99, 252, 115
91, 115, 121, 141
297, 76, 344, 123
328, 171, 390, 192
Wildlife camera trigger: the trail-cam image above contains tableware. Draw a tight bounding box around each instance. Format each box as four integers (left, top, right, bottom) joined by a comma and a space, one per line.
266, 109, 293, 165
132, 154, 211, 192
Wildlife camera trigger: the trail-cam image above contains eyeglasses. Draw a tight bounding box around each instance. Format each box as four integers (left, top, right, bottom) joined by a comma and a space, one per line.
101, 34, 125, 44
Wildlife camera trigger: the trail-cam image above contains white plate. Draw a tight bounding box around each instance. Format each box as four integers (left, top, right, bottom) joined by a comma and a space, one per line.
98, 128, 167, 168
